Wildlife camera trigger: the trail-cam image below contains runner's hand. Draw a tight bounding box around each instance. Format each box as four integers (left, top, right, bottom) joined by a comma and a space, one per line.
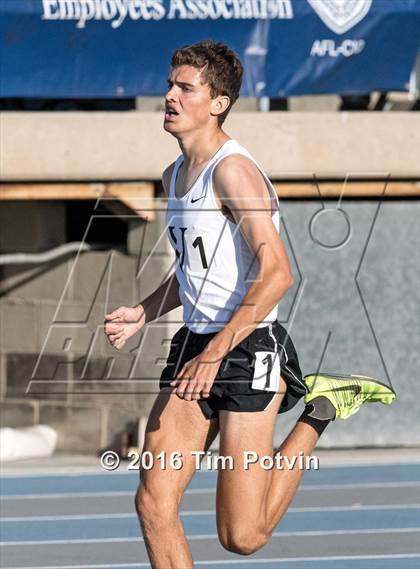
104, 306, 144, 350
170, 350, 223, 401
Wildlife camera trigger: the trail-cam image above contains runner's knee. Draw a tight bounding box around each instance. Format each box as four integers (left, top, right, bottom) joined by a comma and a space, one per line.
135, 484, 178, 529
218, 523, 269, 555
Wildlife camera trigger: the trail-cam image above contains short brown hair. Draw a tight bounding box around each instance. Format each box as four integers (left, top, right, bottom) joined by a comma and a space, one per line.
171, 40, 243, 125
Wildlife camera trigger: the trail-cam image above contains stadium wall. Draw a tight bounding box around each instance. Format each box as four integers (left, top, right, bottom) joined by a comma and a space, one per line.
0, 111, 419, 452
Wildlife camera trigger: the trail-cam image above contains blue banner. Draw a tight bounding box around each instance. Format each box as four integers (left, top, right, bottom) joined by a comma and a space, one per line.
1, 0, 419, 97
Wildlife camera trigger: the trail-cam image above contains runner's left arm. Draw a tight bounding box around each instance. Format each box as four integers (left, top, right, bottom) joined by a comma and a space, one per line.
207, 153, 293, 358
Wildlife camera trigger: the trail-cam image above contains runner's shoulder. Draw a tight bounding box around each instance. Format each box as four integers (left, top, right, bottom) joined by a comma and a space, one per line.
214, 153, 256, 179
213, 153, 267, 198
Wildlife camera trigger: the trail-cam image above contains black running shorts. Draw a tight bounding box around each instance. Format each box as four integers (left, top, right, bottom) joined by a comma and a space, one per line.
159, 320, 307, 419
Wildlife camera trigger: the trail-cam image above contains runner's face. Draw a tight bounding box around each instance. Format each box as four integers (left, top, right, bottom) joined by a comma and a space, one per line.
164, 65, 214, 134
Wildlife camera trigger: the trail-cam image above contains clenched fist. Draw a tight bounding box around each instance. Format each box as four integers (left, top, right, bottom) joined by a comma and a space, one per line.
104, 305, 145, 350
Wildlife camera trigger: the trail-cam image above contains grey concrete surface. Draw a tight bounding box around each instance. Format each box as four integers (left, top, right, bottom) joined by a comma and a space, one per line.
1, 200, 419, 450
0, 207, 179, 453
271, 199, 420, 447
2, 112, 419, 180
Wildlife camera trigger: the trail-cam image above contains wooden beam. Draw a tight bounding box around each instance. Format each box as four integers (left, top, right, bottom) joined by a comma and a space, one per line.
105, 183, 155, 221
0, 182, 105, 200
0, 182, 156, 220
273, 181, 420, 198
0, 180, 418, 204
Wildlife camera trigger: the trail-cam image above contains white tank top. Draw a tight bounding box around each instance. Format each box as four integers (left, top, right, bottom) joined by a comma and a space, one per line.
166, 139, 281, 334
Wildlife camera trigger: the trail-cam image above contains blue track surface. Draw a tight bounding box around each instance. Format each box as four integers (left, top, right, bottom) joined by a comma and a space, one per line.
1, 463, 419, 496
1, 508, 419, 541
1, 461, 419, 568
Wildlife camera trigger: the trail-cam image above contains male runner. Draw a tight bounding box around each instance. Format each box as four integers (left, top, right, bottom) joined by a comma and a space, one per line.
104, 41, 395, 568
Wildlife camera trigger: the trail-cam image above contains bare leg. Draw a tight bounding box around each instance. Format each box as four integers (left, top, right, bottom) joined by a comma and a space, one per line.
216, 388, 284, 554
135, 389, 219, 569
265, 419, 319, 532
216, 377, 322, 554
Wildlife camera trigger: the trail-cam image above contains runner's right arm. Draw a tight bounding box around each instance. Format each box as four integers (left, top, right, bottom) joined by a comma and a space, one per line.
104, 163, 181, 349
132, 161, 181, 323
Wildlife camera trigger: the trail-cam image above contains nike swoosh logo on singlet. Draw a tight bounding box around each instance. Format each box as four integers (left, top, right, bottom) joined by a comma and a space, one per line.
191, 195, 205, 203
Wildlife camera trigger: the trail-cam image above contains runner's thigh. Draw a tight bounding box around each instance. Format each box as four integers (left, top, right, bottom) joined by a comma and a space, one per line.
140, 388, 219, 502
216, 387, 285, 536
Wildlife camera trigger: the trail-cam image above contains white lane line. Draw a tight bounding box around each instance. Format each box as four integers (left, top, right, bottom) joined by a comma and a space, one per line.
1, 461, 418, 478
2, 480, 419, 500
1, 527, 419, 546
0, 469, 212, 479
2, 503, 419, 523
0, 471, 138, 479
2, 554, 420, 569
0, 489, 213, 500
295, 481, 420, 490
196, 553, 420, 565
1, 491, 134, 500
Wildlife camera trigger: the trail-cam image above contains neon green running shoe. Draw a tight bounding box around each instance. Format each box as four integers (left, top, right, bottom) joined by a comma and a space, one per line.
304, 373, 396, 420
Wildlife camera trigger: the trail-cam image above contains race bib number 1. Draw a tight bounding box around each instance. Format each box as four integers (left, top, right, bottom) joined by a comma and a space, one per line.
252, 351, 281, 392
